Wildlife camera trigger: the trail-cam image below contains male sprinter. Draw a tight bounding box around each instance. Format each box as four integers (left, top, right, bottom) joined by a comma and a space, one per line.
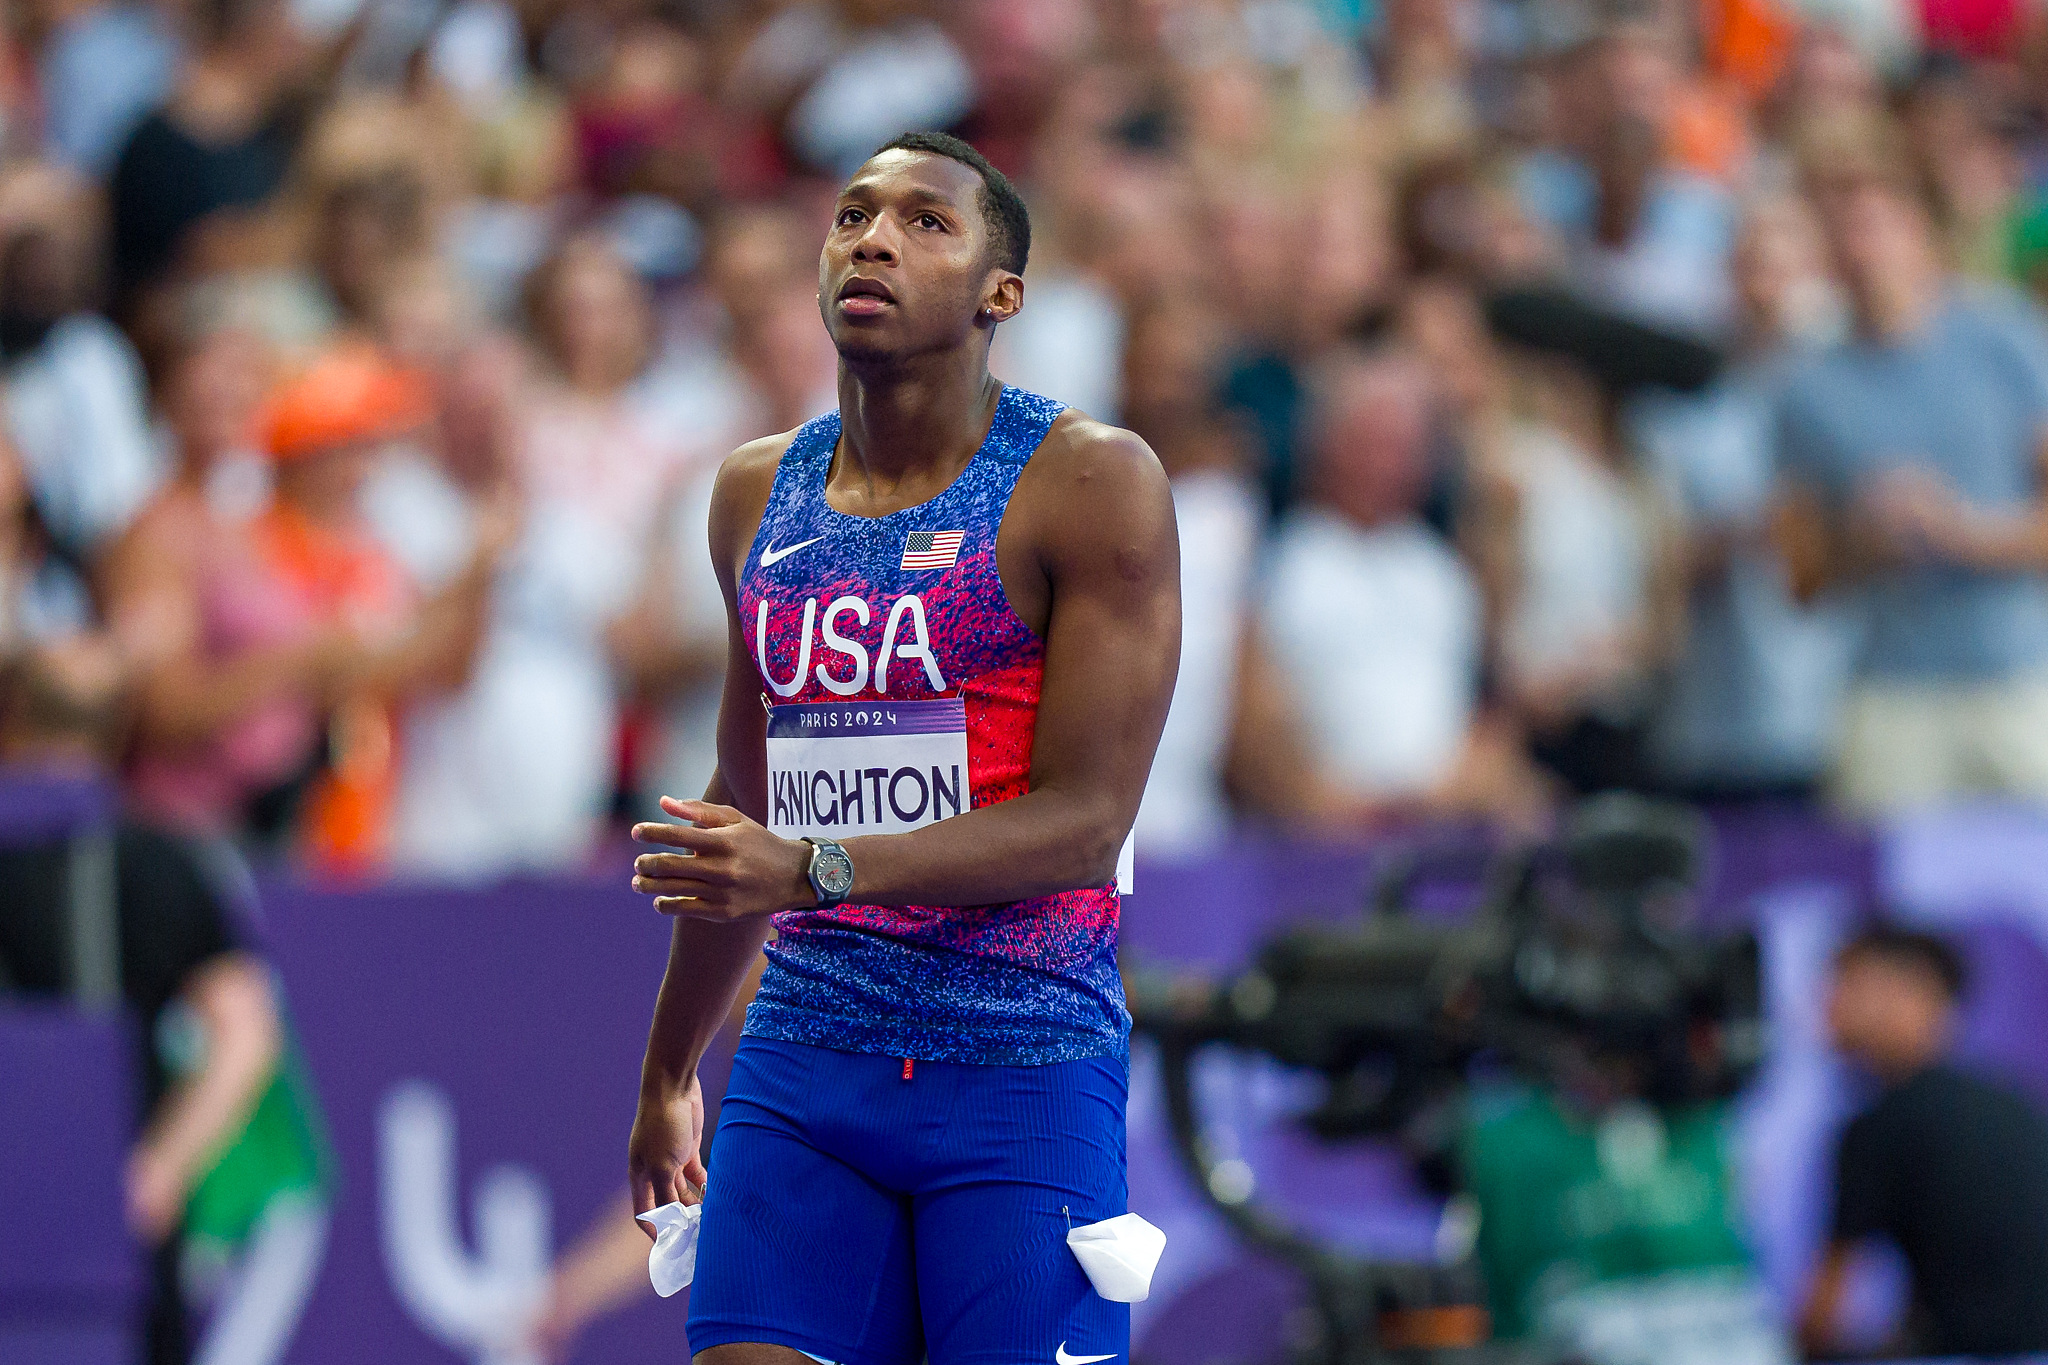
626, 131, 1180, 1365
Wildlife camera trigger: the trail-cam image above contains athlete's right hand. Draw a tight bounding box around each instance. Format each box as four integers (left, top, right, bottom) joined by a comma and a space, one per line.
628, 1073, 708, 1238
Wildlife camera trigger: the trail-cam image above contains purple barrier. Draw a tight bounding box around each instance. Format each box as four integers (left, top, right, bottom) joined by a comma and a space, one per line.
261, 872, 680, 1365
239, 813, 2048, 1364
0, 1004, 139, 1365
0, 771, 115, 848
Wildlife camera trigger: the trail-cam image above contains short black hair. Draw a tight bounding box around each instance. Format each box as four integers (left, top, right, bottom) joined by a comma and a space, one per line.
872, 131, 1030, 276
1839, 925, 1968, 1000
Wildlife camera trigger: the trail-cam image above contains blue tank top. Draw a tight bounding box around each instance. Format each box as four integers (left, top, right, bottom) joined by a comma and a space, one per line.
735, 385, 1129, 1066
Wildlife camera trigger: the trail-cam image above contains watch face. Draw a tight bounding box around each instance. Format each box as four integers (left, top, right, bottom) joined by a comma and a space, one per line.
816, 846, 855, 898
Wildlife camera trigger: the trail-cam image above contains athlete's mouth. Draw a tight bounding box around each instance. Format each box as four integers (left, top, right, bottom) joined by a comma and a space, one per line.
835, 276, 896, 314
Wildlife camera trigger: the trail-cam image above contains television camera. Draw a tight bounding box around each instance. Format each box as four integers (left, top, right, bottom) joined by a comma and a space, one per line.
1127, 796, 1765, 1364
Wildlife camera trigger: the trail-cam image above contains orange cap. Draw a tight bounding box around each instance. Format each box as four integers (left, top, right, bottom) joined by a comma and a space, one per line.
261, 345, 434, 462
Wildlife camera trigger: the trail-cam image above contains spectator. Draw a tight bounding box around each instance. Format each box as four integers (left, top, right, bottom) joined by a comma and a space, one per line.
1776, 160, 2048, 811
113, 339, 502, 867
34, 0, 180, 177
746, 1, 976, 177
0, 426, 139, 737
1215, 181, 1317, 521
1120, 298, 1262, 857
311, 166, 432, 338
0, 162, 162, 557
390, 236, 673, 876
1571, 111, 1737, 338
1516, 28, 1740, 338
655, 205, 838, 451
1631, 196, 1861, 800
252, 347, 506, 872
1801, 926, 2048, 1357
1464, 344, 1684, 797
1258, 349, 1547, 828
108, 327, 329, 848
621, 210, 836, 817
107, 0, 316, 309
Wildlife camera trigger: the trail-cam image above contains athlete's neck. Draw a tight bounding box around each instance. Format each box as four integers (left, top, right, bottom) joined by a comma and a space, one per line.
833, 348, 1002, 501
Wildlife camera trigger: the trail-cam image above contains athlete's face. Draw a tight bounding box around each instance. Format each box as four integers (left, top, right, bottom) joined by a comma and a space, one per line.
819, 150, 1021, 362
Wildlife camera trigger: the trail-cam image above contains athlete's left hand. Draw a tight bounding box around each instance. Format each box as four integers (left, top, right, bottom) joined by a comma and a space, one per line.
631, 797, 816, 919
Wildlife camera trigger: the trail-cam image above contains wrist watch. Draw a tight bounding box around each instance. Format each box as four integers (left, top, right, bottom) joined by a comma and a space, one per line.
801, 837, 855, 908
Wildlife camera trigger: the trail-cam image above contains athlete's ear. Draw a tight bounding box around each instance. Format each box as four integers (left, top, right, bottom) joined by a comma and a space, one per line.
980, 272, 1023, 327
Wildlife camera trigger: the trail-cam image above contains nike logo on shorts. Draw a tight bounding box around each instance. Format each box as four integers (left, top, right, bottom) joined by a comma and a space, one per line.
761, 536, 825, 566
1055, 1344, 1116, 1365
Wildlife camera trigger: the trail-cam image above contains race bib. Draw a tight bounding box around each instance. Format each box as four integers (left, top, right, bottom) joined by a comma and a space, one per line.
767, 699, 971, 838
764, 697, 1134, 892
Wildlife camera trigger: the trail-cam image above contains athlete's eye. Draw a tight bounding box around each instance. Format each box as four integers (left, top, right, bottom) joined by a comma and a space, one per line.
836, 207, 867, 227
915, 213, 946, 231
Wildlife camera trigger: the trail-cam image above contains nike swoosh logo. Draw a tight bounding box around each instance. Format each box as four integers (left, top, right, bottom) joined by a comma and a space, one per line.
760, 536, 824, 567
1056, 1346, 1117, 1365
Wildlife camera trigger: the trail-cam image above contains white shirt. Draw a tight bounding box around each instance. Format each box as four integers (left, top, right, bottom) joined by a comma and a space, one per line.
646, 467, 731, 813
384, 378, 697, 879
1262, 509, 1481, 796
990, 274, 1125, 424
1498, 422, 1651, 688
7, 315, 162, 555
1134, 472, 1261, 858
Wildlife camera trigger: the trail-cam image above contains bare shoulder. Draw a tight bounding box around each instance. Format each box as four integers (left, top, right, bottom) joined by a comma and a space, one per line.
1017, 410, 1177, 581
712, 429, 802, 504
1032, 410, 1170, 498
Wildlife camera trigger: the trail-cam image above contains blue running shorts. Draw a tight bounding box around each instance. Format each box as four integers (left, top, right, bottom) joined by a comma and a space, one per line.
686, 1037, 1130, 1365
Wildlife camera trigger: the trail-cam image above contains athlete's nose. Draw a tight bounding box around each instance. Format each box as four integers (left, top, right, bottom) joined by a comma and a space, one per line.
851, 217, 900, 266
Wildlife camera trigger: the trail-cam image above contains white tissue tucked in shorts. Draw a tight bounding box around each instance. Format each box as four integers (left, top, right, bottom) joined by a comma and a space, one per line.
1066, 1212, 1165, 1302
635, 1202, 702, 1297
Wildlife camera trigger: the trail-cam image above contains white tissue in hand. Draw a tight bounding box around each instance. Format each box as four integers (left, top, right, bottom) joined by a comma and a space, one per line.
1066, 1212, 1165, 1302
635, 1202, 701, 1297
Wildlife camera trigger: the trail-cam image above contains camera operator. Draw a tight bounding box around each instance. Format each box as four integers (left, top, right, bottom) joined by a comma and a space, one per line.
1458, 1048, 1768, 1359
1800, 927, 2048, 1358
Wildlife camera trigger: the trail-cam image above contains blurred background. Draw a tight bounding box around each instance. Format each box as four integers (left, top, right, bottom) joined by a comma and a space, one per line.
6, 0, 2048, 1361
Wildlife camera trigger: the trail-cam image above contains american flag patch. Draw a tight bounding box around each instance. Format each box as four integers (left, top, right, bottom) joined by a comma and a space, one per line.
900, 530, 965, 571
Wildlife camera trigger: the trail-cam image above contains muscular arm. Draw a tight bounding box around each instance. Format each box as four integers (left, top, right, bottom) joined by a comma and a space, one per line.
629, 440, 784, 1221
838, 423, 1179, 902
631, 420, 1181, 914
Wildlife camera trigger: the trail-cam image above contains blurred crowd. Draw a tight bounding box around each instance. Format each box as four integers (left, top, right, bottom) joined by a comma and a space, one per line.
4, 0, 2048, 880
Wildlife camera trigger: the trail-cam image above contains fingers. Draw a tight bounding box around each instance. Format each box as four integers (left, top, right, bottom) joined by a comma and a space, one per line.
635, 878, 708, 899
660, 797, 744, 827
630, 1174, 660, 1240
682, 1155, 709, 1206
655, 895, 741, 918
630, 820, 728, 851
635, 851, 736, 883
633, 1160, 691, 1214
633, 850, 735, 905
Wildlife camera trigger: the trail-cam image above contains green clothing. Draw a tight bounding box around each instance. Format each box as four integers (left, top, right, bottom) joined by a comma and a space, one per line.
180, 1039, 332, 1255
1460, 1087, 1749, 1339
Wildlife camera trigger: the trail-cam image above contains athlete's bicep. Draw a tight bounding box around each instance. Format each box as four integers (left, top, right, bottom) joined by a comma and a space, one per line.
1025, 428, 1180, 839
